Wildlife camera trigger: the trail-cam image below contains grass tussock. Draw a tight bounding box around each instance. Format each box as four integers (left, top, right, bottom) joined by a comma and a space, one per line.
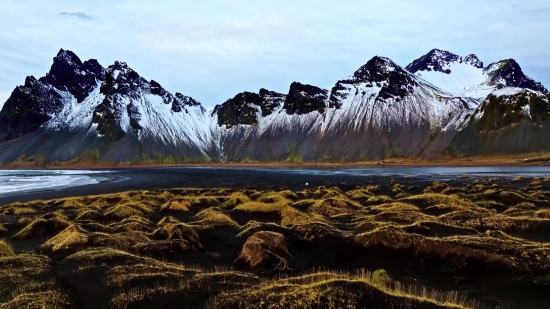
234, 201, 288, 213
39, 225, 89, 254
280, 207, 327, 227
161, 200, 191, 212
0, 239, 15, 256
366, 195, 394, 205
535, 209, 550, 219
372, 202, 420, 212
401, 193, 475, 209
208, 269, 481, 309
0, 254, 70, 308
235, 231, 290, 272
104, 204, 146, 218
192, 208, 240, 228
220, 192, 252, 209
257, 190, 297, 204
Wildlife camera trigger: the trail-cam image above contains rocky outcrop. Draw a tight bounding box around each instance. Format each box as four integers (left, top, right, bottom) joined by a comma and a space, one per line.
485, 59, 549, 94
449, 91, 550, 156
283, 82, 328, 115
39, 49, 105, 102
212, 89, 285, 127
0, 77, 64, 142
406, 48, 483, 74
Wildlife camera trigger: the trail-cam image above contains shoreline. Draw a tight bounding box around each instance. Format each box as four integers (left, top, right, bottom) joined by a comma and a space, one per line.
2, 165, 550, 206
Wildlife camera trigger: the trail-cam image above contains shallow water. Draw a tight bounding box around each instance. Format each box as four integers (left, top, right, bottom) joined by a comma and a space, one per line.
2, 166, 550, 197
184, 166, 550, 180
0, 170, 111, 196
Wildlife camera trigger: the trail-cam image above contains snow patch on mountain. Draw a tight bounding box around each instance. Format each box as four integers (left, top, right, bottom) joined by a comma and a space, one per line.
413, 62, 488, 98
46, 81, 104, 132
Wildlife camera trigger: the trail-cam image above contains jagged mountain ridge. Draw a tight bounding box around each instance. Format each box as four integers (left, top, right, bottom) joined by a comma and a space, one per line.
406, 48, 548, 99
0, 49, 217, 163
0, 48, 548, 163
212, 56, 483, 161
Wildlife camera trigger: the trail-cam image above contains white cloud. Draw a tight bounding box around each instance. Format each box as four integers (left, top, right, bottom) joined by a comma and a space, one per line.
0, 0, 549, 108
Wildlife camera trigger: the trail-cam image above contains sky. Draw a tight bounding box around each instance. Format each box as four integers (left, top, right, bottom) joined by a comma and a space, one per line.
1, 0, 550, 109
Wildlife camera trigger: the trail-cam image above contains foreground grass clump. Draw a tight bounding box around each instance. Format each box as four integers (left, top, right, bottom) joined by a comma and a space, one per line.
3, 181, 550, 308
208, 269, 481, 309
0, 254, 70, 308
234, 201, 288, 213
0, 239, 15, 256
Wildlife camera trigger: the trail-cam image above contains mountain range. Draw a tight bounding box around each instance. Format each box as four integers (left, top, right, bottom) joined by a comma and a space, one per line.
0, 48, 548, 164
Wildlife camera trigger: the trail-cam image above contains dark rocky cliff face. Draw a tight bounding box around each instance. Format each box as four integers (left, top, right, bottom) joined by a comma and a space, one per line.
406, 49, 483, 74
172, 93, 202, 113
449, 92, 550, 156
39, 49, 105, 102
213, 89, 285, 127
0, 77, 64, 142
93, 61, 151, 142
486, 59, 549, 94
0, 49, 105, 143
283, 82, 328, 115
352, 56, 417, 100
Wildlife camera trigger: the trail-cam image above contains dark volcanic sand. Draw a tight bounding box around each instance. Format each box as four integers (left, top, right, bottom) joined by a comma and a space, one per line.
0, 166, 542, 206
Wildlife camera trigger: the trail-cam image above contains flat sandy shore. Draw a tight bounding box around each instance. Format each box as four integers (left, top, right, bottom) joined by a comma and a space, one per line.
3, 153, 550, 170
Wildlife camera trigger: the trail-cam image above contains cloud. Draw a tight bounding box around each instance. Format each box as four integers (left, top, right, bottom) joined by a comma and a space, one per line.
59, 12, 93, 20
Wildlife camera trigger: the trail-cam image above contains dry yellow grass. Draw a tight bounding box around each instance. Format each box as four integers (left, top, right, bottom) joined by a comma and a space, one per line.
0, 239, 15, 256
157, 216, 181, 226
366, 195, 394, 204
192, 208, 240, 228
208, 269, 481, 309
40, 225, 88, 253
234, 201, 288, 213
235, 231, 290, 271
0, 224, 7, 233
4, 183, 549, 308
309, 198, 362, 216
12, 218, 49, 239
534, 209, 550, 219
220, 192, 252, 209
280, 207, 328, 227
160, 200, 191, 212
372, 202, 420, 212
104, 204, 146, 218
0, 254, 70, 308
401, 193, 478, 211
257, 190, 297, 204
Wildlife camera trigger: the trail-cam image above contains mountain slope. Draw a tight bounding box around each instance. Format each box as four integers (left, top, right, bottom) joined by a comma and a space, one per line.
0, 49, 217, 164
212, 56, 477, 161
448, 90, 550, 156
0, 48, 549, 164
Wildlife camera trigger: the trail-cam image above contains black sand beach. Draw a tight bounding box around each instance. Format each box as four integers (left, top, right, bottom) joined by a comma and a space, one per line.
3, 166, 550, 206
0, 167, 380, 205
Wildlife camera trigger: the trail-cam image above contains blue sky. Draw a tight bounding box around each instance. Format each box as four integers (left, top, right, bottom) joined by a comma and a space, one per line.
1, 0, 549, 108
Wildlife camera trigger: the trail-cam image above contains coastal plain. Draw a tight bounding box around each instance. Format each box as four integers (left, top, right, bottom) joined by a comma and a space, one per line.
1, 172, 550, 308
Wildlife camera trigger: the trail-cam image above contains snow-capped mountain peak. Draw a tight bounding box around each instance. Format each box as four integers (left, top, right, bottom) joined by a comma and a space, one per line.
330, 55, 418, 103
1, 47, 549, 164
39, 48, 105, 103
406, 49, 483, 74
484, 59, 549, 94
